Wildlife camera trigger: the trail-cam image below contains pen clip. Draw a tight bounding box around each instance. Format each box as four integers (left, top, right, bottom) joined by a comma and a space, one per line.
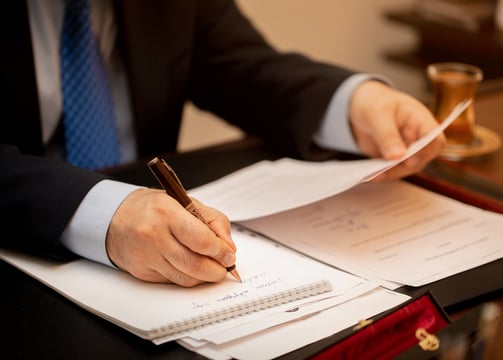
160, 159, 186, 191
147, 157, 192, 207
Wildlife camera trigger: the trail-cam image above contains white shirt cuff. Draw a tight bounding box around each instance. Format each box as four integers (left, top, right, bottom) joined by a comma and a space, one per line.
60, 179, 143, 266
313, 73, 393, 154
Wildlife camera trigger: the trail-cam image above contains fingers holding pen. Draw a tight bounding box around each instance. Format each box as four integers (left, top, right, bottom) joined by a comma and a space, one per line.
156, 231, 233, 287
191, 198, 235, 251
168, 201, 237, 272
106, 189, 236, 286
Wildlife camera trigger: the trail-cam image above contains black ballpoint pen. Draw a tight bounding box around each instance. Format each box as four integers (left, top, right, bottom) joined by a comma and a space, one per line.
147, 157, 242, 282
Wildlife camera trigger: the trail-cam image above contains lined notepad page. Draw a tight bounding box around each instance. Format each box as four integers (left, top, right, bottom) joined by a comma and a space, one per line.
0, 228, 367, 341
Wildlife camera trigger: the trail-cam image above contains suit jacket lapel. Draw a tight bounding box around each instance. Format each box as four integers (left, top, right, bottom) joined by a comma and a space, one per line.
114, 1, 196, 157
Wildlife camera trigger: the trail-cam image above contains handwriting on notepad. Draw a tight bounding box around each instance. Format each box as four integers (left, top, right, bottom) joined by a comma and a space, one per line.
242, 271, 287, 289
255, 278, 287, 290
217, 290, 250, 302
190, 271, 288, 311
192, 302, 210, 310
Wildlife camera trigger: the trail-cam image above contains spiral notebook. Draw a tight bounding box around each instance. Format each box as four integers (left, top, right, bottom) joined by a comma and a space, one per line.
0, 228, 361, 342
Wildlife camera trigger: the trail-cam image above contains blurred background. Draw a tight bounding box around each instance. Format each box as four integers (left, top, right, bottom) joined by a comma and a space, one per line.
177, 0, 503, 152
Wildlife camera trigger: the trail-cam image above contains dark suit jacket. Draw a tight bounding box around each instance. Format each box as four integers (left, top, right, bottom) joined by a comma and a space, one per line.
0, 0, 354, 258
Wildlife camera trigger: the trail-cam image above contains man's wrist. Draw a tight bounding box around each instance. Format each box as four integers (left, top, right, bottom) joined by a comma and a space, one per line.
60, 179, 143, 266
314, 73, 393, 153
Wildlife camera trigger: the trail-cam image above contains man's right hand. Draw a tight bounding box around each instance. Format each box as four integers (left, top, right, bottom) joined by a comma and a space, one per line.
105, 188, 237, 287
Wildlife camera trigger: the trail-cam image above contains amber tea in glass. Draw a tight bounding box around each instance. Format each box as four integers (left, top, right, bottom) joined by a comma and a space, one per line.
427, 62, 483, 147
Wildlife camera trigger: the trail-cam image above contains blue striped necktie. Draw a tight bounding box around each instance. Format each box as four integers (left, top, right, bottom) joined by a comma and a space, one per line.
60, 0, 121, 170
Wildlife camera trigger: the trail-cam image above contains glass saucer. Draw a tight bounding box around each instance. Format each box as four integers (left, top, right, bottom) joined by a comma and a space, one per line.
439, 125, 501, 161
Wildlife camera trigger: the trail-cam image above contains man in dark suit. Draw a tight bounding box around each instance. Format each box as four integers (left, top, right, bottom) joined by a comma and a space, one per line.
0, 1, 444, 286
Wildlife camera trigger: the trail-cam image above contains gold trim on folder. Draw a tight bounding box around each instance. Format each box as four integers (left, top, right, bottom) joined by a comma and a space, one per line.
416, 328, 440, 351
353, 319, 373, 331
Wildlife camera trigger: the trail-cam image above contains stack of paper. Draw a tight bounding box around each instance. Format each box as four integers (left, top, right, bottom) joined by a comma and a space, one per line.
3, 100, 499, 359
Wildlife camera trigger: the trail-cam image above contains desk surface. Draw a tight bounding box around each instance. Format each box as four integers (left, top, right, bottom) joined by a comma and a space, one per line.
2, 137, 503, 359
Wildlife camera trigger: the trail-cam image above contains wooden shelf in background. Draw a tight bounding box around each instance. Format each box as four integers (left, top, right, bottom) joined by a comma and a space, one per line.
384, 7, 503, 80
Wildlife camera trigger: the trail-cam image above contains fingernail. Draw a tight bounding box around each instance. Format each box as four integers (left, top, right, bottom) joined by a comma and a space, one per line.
223, 253, 236, 267
386, 145, 406, 159
404, 157, 419, 168
228, 237, 237, 251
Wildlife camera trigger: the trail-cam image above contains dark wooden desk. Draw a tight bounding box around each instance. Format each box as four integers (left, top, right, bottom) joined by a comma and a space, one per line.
1, 136, 502, 359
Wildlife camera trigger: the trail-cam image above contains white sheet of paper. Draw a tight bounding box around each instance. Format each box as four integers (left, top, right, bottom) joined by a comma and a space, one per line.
189, 99, 503, 287
179, 287, 410, 360
242, 181, 503, 286
190, 100, 470, 221
187, 280, 376, 344
0, 228, 372, 342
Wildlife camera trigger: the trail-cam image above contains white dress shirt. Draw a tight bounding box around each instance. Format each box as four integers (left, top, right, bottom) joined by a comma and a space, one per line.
28, 0, 386, 266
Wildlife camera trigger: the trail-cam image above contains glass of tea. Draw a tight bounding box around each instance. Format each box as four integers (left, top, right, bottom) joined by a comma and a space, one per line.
426, 62, 483, 148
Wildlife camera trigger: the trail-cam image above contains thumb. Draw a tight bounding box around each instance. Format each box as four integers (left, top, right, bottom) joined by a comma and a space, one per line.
370, 121, 407, 160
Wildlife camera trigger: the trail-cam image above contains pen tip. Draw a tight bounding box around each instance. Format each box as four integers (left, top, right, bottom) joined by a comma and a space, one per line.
232, 270, 242, 283
227, 265, 242, 282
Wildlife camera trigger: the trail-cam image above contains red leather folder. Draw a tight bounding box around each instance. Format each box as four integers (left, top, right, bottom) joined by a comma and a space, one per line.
280, 292, 449, 360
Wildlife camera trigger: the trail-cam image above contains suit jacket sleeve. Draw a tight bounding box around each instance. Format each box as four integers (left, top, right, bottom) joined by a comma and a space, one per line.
117, 0, 356, 158
0, 0, 356, 261
0, 144, 108, 259
188, 0, 356, 159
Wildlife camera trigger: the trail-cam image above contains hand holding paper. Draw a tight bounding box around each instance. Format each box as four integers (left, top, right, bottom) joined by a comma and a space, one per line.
349, 80, 470, 181
362, 99, 471, 182
190, 100, 472, 221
